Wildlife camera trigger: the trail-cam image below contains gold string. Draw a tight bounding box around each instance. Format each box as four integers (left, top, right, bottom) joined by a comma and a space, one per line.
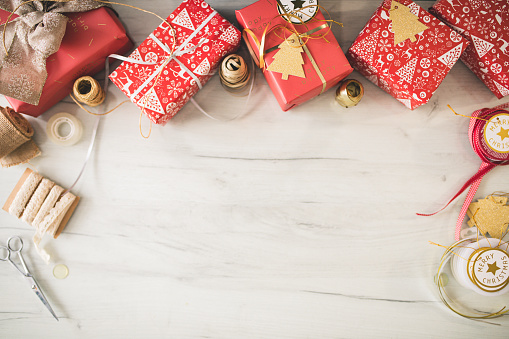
448, 104, 492, 122
434, 234, 509, 319
139, 111, 152, 139
73, 76, 105, 107
69, 93, 129, 116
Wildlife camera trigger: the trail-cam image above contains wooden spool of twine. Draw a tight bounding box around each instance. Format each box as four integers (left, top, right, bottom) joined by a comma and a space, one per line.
219, 54, 250, 91
73, 76, 105, 107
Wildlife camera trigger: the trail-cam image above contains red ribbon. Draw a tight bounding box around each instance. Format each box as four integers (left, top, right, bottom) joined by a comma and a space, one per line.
418, 107, 509, 240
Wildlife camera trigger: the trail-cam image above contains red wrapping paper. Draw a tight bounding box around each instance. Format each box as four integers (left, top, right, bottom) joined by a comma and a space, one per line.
347, 0, 468, 110
236, 0, 353, 111
109, 0, 241, 125
1, 7, 133, 117
431, 0, 509, 99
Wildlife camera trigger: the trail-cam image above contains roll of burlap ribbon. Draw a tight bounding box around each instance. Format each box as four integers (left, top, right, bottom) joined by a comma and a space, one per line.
0, 106, 40, 168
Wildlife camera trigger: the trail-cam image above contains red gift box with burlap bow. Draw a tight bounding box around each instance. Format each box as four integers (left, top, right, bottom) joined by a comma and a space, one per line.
347, 0, 469, 110
109, 0, 241, 125
0, 7, 132, 117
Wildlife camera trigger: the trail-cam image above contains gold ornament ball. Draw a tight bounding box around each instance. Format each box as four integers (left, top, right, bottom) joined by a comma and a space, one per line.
335, 79, 364, 108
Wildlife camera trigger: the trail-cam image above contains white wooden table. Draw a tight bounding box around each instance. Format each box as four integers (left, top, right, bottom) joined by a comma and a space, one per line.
1, 0, 509, 337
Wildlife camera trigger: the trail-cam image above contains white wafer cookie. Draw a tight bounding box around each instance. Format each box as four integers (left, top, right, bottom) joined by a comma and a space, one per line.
21, 178, 55, 225
8, 171, 43, 218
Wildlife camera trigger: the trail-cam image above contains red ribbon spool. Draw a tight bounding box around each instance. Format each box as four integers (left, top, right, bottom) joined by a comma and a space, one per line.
418, 107, 509, 240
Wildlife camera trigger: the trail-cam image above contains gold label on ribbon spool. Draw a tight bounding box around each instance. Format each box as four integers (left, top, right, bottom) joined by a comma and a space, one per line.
467, 248, 509, 293
335, 79, 364, 108
483, 113, 509, 153
276, 0, 319, 24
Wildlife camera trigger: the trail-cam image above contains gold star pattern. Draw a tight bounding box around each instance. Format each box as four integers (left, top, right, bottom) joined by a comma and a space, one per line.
486, 261, 501, 276
497, 127, 509, 141
466, 195, 509, 239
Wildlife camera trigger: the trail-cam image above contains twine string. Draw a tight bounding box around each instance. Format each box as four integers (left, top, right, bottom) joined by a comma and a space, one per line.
72, 76, 105, 107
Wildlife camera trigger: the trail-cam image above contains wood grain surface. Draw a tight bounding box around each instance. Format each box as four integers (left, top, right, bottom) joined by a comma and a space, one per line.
1, 1, 508, 337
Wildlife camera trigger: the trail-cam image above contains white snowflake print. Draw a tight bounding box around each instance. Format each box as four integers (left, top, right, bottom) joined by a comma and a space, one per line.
428, 28, 445, 45
464, 17, 476, 31
378, 39, 391, 53
166, 80, 184, 98
499, 74, 509, 84
478, 23, 489, 37
210, 17, 218, 26
491, 63, 502, 74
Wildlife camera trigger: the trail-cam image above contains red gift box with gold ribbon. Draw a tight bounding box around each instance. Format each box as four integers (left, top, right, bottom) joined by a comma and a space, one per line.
236, 0, 353, 111
109, 0, 241, 125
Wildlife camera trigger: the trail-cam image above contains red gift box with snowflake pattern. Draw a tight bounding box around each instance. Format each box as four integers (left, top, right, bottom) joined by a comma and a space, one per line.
347, 0, 468, 110
109, 0, 241, 124
431, 0, 509, 99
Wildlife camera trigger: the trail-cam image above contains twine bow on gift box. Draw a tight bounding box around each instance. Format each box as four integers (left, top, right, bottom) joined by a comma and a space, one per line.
0, 0, 106, 105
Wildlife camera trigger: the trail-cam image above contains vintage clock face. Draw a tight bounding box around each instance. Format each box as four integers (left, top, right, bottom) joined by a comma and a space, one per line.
276, 0, 319, 24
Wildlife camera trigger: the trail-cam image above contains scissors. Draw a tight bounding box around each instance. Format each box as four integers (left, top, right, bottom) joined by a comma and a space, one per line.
0, 236, 58, 321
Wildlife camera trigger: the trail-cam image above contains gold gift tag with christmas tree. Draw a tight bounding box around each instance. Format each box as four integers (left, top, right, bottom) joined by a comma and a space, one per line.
389, 0, 428, 45
267, 33, 306, 80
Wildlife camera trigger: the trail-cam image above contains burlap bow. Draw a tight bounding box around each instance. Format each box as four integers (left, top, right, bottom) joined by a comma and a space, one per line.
0, 0, 106, 105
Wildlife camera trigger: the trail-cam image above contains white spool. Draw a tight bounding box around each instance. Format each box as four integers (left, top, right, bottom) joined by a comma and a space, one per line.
46, 113, 83, 146
451, 238, 509, 297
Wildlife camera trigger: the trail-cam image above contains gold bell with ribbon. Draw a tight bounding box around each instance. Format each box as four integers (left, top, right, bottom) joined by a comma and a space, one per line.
335, 79, 364, 108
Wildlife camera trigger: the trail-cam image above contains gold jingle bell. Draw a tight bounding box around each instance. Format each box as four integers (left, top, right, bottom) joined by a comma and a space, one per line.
335, 79, 364, 108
